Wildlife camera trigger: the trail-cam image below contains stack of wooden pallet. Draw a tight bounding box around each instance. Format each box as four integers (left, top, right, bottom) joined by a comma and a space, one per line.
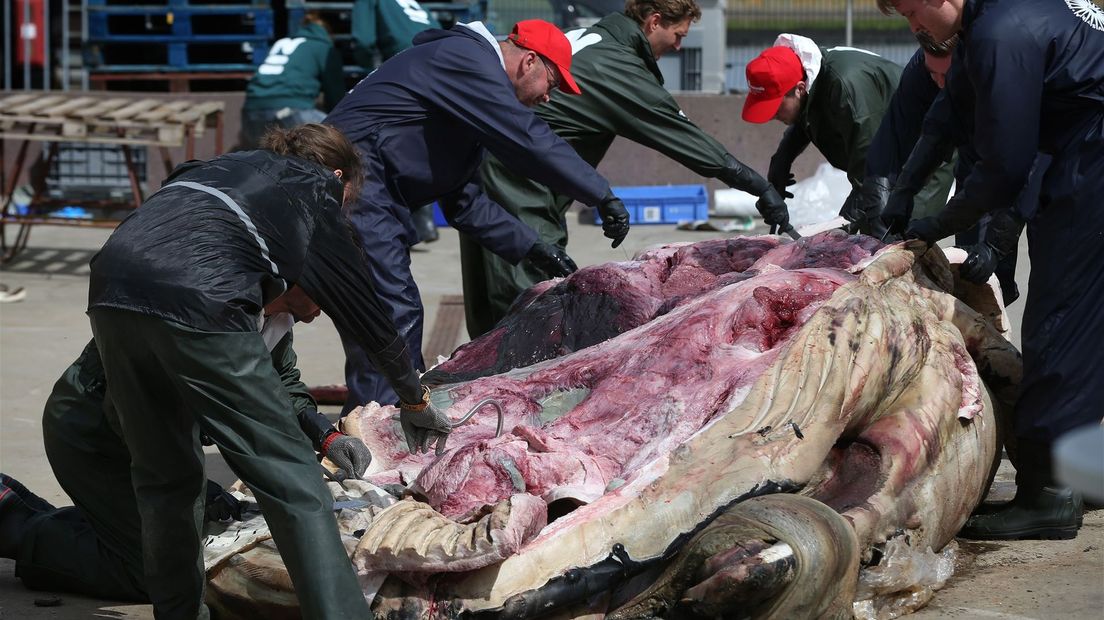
0, 93, 224, 148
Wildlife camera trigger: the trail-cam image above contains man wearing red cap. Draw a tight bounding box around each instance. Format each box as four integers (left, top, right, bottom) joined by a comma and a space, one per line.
742, 34, 949, 236
460, 0, 790, 338
325, 19, 630, 415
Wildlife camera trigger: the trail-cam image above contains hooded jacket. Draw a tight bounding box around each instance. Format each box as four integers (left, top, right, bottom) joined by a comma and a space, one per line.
87, 150, 422, 403
243, 22, 346, 113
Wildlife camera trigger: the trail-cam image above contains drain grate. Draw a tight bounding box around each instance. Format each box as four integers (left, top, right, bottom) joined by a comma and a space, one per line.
424, 294, 466, 364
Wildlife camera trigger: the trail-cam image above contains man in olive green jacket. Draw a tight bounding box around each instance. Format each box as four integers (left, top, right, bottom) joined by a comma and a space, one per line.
462, 0, 787, 338
742, 34, 953, 236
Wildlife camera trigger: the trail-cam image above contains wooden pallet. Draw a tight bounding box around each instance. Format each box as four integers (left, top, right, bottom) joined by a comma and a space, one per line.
0, 93, 223, 147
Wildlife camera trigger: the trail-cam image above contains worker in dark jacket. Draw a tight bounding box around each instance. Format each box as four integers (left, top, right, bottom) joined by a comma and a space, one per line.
0, 292, 368, 603
461, 0, 790, 338
350, 0, 441, 244
742, 34, 953, 236
324, 19, 630, 413
874, 46, 1031, 306
0, 124, 451, 619
239, 13, 346, 149
859, 48, 957, 238
880, 0, 1104, 539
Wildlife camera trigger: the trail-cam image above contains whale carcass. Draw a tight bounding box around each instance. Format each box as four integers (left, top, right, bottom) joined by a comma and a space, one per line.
204, 232, 1020, 619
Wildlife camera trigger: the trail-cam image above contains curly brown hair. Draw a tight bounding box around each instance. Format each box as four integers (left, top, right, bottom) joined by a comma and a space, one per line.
261, 123, 363, 201
624, 0, 702, 25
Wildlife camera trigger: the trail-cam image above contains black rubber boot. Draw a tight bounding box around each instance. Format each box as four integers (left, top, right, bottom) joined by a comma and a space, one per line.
960, 487, 1083, 540
0, 481, 39, 558
959, 441, 1084, 540
0, 473, 56, 512
412, 204, 440, 244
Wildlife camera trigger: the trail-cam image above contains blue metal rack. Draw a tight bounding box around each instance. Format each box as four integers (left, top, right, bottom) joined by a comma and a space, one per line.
86, 1, 275, 73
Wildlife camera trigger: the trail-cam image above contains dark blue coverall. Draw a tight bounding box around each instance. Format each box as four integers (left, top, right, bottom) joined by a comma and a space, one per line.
910, 0, 1104, 463
324, 23, 612, 412
869, 48, 1024, 305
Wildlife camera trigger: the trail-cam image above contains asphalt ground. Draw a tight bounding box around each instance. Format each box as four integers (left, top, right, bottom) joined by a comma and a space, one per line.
1, 216, 1101, 619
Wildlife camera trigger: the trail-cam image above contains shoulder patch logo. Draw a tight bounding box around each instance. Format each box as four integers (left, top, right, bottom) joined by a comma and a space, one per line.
1065, 0, 1104, 32
565, 29, 603, 55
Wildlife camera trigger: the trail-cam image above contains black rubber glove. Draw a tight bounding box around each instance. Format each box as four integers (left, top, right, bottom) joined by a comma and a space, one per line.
322, 432, 373, 479
960, 243, 999, 284
882, 133, 955, 237
840, 176, 891, 237
904, 216, 946, 245
716, 154, 791, 234
959, 208, 1024, 284
769, 169, 796, 200
767, 125, 810, 199
881, 186, 916, 238
399, 386, 452, 455
756, 186, 791, 234
526, 240, 578, 279
204, 480, 243, 523
596, 191, 630, 248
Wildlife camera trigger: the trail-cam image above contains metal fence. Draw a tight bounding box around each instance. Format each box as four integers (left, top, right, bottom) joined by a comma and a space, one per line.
2, 0, 914, 92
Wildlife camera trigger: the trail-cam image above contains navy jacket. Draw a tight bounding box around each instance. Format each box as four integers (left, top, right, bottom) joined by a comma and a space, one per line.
934, 0, 1104, 232
866, 49, 941, 180
325, 24, 611, 262
88, 151, 423, 404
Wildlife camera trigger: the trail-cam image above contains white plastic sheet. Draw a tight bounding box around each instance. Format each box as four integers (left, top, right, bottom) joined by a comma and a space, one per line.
713, 163, 850, 228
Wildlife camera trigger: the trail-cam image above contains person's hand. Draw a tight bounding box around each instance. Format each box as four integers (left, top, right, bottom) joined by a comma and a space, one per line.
755, 186, 790, 234
767, 159, 796, 200
399, 386, 452, 455
881, 187, 916, 237
841, 176, 891, 237
526, 241, 578, 279
959, 242, 999, 284
597, 194, 630, 248
904, 216, 946, 245
322, 432, 373, 479
204, 480, 243, 523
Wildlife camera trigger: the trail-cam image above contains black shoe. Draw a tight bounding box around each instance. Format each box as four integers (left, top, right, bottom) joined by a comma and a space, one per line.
959, 486, 1083, 540
0, 473, 55, 512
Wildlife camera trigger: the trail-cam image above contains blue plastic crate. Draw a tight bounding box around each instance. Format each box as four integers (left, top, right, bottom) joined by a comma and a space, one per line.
432, 202, 448, 227
591, 184, 708, 225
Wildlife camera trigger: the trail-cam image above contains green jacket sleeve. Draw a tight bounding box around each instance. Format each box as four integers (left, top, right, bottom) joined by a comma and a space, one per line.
269, 331, 336, 451
573, 55, 730, 177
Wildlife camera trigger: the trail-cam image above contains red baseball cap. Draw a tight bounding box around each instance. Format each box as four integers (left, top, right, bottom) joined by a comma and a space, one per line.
742, 46, 804, 123
508, 20, 581, 95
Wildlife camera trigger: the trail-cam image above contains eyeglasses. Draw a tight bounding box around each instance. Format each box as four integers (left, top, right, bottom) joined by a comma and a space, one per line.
539, 56, 560, 92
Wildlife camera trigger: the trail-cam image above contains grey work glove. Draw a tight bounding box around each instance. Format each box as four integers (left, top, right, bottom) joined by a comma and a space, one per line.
399, 386, 452, 455
204, 479, 243, 523
526, 240, 578, 279
322, 432, 373, 479
596, 191, 630, 248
